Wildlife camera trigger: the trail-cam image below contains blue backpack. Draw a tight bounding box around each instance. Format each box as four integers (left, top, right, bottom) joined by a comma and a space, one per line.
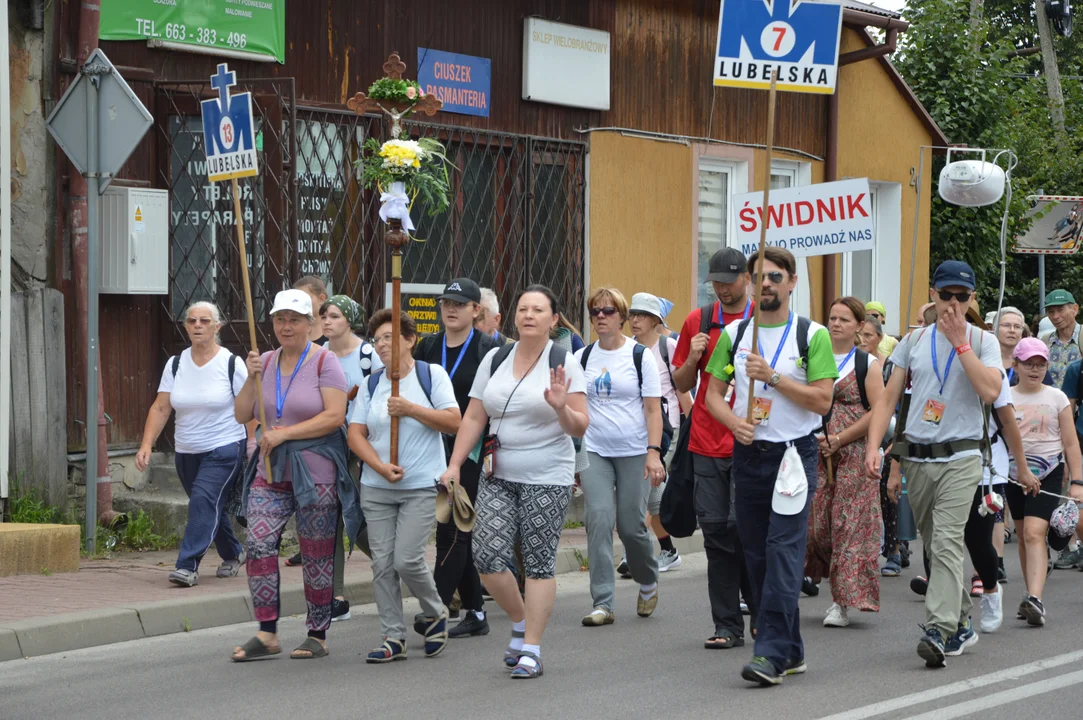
366, 361, 435, 407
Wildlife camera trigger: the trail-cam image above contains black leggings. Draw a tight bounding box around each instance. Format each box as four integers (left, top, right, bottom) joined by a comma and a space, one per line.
434, 456, 485, 612
921, 485, 999, 590
880, 457, 898, 555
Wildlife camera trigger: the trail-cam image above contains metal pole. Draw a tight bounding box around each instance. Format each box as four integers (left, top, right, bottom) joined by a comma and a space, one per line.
0, 0, 12, 504
84, 68, 101, 554
1039, 255, 1046, 315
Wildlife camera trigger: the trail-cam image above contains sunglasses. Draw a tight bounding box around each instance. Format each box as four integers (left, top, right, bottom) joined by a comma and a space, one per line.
938, 290, 971, 303
185, 317, 214, 326
868, 312, 883, 320
589, 306, 619, 318
441, 299, 469, 309
752, 271, 785, 284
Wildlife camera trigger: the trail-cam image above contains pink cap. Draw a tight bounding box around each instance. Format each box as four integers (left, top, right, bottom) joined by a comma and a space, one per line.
1013, 337, 1049, 362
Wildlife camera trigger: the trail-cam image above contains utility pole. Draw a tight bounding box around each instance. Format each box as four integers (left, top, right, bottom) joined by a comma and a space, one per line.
1035, 0, 1067, 143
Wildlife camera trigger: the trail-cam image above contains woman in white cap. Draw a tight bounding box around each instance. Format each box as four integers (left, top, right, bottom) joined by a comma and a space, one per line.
1007, 337, 1082, 627
629, 292, 692, 573
230, 289, 358, 662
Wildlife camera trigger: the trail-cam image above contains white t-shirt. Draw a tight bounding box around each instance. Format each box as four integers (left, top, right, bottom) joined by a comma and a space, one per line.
575, 338, 662, 458
349, 362, 458, 491
1012, 384, 1071, 458
644, 335, 680, 429
983, 374, 1013, 486
469, 341, 587, 486
157, 347, 248, 454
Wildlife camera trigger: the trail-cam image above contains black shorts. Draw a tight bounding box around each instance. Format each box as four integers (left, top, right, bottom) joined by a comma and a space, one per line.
1006, 464, 1063, 522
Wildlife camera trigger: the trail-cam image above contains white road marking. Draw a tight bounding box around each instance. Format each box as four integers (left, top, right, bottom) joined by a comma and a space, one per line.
904, 668, 1083, 720
815, 649, 1083, 720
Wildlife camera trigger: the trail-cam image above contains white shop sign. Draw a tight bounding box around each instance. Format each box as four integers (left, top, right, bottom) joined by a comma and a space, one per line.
731, 178, 874, 258
522, 18, 610, 111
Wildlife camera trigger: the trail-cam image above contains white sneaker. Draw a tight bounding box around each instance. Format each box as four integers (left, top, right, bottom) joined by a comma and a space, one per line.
980, 591, 1003, 633
823, 603, 850, 627
657, 549, 682, 572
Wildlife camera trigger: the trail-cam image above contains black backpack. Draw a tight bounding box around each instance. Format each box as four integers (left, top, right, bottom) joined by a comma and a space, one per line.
171, 353, 238, 396
822, 348, 872, 427
367, 361, 435, 407
729, 315, 813, 374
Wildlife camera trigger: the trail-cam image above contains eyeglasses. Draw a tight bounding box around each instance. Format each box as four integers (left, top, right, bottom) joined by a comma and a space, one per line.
752, 271, 785, 284
185, 317, 213, 326
374, 332, 394, 344
998, 322, 1023, 331
1020, 360, 1048, 369
938, 290, 971, 303
867, 312, 883, 320
441, 299, 468, 309
589, 306, 619, 318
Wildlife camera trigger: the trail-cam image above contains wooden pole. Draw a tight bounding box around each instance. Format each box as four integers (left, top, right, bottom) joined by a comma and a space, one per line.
746, 71, 779, 425
389, 220, 405, 465
232, 177, 272, 482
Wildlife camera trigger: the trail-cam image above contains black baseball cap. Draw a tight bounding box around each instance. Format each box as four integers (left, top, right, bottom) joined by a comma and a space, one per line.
932, 260, 976, 291
437, 277, 481, 304
707, 247, 748, 283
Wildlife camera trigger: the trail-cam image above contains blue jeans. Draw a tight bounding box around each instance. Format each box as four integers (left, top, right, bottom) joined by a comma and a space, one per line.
733, 435, 818, 672
174, 440, 245, 572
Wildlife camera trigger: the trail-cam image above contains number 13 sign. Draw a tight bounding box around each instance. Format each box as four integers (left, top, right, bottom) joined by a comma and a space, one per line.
714, 0, 844, 95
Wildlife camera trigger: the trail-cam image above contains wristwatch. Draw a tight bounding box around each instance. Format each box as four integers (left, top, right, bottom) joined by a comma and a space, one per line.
768, 372, 782, 387
647, 445, 663, 455
1070, 480, 1083, 487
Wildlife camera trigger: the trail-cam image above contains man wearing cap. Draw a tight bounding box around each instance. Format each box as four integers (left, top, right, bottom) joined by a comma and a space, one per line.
630, 292, 693, 573
413, 278, 498, 638
672, 247, 758, 652
865, 302, 898, 358
703, 246, 837, 686
1043, 290, 1082, 390
865, 260, 1012, 669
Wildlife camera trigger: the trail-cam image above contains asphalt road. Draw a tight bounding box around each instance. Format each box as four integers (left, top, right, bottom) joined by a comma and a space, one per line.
4, 550, 1083, 720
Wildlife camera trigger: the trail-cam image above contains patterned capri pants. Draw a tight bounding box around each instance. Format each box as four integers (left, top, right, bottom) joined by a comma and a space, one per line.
473, 478, 571, 580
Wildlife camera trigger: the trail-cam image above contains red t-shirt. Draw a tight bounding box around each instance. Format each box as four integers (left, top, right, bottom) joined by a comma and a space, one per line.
672, 300, 752, 458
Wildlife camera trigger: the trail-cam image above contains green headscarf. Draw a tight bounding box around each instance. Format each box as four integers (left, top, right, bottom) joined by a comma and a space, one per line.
325, 295, 365, 333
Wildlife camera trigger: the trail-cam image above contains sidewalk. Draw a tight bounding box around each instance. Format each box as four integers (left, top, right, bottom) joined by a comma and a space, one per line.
0, 528, 704, 662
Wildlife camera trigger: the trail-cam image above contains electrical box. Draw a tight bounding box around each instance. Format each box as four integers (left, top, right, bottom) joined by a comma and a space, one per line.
99, 186, 169, 294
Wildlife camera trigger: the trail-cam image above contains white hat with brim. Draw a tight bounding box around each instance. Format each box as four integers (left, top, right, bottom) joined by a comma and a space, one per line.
269, 289, 313, 317
629, 292, 669, 328
772, 445, 809, 516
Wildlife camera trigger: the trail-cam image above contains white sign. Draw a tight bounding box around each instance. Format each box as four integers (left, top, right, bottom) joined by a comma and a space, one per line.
731, 178, 874, 258
713, 0, 844, 95
200, 63, 259, 183
523, 18, 610, 110
1014, 196, 1083, 256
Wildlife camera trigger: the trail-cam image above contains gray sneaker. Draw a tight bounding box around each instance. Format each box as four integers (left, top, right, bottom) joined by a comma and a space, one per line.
168, 569, 198, 587
657, 549, 682, 573
216, 553, 245, 578
1053, 547, 1083, 570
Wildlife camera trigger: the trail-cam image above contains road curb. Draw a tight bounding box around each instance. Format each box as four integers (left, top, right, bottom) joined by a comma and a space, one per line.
0, 533, 704, 662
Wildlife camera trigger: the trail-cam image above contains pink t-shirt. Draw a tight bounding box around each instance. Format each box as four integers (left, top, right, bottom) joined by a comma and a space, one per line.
1012, 385, 1071, 459
254, 346, 347, 484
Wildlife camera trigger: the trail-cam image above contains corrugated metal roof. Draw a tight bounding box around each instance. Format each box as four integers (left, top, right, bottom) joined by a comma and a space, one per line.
841, 0, 903, 19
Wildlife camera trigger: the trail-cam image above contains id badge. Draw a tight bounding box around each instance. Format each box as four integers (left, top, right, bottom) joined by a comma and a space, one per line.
922, 399, 945, 426
752, 397, 772, 426
481, 434, 501, 480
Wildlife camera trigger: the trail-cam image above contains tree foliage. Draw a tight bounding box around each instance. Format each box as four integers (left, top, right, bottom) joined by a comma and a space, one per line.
895, 0, 1083, 320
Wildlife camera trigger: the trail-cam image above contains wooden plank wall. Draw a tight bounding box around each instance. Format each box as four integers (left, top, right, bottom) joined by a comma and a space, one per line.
9, 289, 68, 510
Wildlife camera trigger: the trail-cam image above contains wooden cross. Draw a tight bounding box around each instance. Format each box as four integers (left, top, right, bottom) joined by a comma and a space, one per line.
347, 52, 443, 137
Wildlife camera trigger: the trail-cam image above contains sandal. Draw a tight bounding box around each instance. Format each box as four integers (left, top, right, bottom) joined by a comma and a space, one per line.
504, 629, 525, 668
422, 610, 449, 658
704, 630, 745, 649
289, 636, 328, 659
366, 637, 407, 664
510, 650, 544, 679
231, 636, 281, 662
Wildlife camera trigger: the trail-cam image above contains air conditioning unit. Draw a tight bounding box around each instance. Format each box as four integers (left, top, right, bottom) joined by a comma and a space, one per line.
99, 186, 169, 294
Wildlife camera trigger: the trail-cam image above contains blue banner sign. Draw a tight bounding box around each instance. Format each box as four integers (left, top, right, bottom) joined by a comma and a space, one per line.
417, 48, 491, 117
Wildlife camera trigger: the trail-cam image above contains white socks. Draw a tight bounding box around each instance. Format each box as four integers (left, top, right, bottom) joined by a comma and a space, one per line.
509, 619, 526, 652
640, 582, 658, 600
519, 643, 541, 668
474, 610, 485, 621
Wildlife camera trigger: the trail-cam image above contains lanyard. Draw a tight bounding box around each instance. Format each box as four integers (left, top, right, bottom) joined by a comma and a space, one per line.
757, 312, 794, 390
930, 325, 957, 396
442, 328, 474, 380
275, 342, 311, 420
837, 346, 857, 374
719, 298, 752, 327
1007, 367, 1015, 384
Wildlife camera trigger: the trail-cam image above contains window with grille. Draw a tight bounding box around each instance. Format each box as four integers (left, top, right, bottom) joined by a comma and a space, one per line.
842, 182, 902, 333
696, 159, 746, 308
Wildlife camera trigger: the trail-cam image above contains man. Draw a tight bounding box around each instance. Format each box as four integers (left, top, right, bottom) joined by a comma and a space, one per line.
475, 287, 508, 345
672, 247, 757, 652
1043, 289, 1081, 389
414, 277, 498, 638
865, 260, 1038, 668
866, 301, 898, 358
704, 246, 837, 686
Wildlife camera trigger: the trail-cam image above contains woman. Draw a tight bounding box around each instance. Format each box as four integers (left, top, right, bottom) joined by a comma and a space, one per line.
1008, 338, 1082, 627
858, 316, 886, 364
441, 285, 589, 679
554, 312, 586, 352
576, 288, 665, 627
135, 301, 247, 588
349, 309, 461, 663
318, 295, 382, 622
230, 289, 356, 662
805, 297, 884, 627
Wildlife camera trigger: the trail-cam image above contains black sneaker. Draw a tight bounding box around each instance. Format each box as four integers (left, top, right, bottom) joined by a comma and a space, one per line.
617, 556, 632, 579
741, 656, 782, 686
997, 562, 1007, 584
801, 577, 819, 597
783, 657, 807, 676
285, 552, 303, 567
1020, 595, 1046, 627
448, 611, 490, 638
917, 626, 947, 668
910, 576, 929, 596
331, 598, 351, 622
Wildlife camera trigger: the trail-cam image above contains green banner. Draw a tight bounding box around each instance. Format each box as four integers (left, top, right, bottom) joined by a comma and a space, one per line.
100, 0, 286, 64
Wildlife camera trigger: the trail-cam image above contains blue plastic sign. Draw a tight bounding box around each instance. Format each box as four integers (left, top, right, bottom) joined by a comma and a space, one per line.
713, 0, 844, 95
417, 48, 491, 117
200, 63, 259, 182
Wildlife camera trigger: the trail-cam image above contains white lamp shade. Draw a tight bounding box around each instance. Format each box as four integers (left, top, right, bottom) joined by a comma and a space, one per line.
938, 160, 1006, 207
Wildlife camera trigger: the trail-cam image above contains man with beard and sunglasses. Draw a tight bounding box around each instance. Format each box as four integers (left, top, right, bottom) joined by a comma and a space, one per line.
703, 247, 837, 686
865, 260, 1025, 669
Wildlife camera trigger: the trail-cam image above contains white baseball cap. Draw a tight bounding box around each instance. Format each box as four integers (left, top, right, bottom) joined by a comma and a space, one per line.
269, 289, 313, 317
772, 445, 809, 516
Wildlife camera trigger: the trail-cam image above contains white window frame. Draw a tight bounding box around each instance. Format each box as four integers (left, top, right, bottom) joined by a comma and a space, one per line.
692, 151, 750, 309
841, 181, 903, 335
769, 160, 813, 318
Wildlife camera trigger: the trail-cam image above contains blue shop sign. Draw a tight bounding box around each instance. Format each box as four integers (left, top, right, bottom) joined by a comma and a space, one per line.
417, 48, 491, 118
